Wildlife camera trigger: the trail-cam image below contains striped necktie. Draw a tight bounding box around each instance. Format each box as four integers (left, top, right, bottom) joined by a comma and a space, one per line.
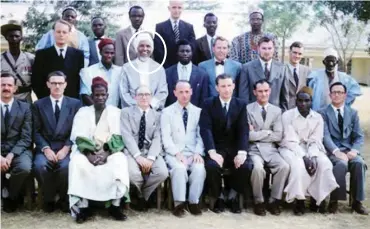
173, 20, 180, 42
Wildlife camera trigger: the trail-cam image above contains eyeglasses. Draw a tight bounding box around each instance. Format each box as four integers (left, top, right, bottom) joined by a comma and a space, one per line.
137, 93, 151, 98
330, 91, 345, 95
49, 82, 65, 86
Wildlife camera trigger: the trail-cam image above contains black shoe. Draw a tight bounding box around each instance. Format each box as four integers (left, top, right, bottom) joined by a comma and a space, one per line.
254, 203, 266, 216
43, 201, 55, 213
109, 205, 128, 221
75, 208, 89, 224
267, 200, 281, 216
188, 203, 202, 216
230, 198, 241, 214
211, 198, 225, 213
172, 203, 186, 217
309, 197, 318, 212
318, 200, 327, 214
133, 197, 147, 212
294, 200, 305, 216
352, 201, 369, 215
328, 200, 338, 214
3, 198, 18, 213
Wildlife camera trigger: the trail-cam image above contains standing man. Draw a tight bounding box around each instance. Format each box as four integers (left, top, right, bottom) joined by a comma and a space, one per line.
154, 0, 196, 68
88, 16, 106, 66
1, 20, 34, 103
200, 74, 253, 214
308, 48, 362, 111
230, 8, 278, 64
115, 5, 145, 66
161, 81, 206, 217
36, 6, 89, 66
284, 42, 311, 109
320, 82, 368, 215
195, 13, 218, 65
32, 19, 84, 99
165, 39, 209, 107
80, 38, 122, 107
238, 36, 288, 111
1, 73, 32, 213
120, 86, 168, 211
247, 79, 289, 216
33, 71, 81, 213
199, 36, 241, 97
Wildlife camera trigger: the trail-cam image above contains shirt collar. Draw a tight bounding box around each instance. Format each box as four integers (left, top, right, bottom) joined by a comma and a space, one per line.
178, 61, 192, 68
50, 95, 64, 104
294, 107, 315, 119
175, 101, 191, 111
331, 104, 344, 114
206, 34, 216, 41
54, 44, 68, 53
288, 63, 299, 73
259, 57, 272, 70
138, 106, 151, 114
1, 97, 14, 108
219, 97, 232, 105
214, 57, 226, 64
257, 102, 269, 110
98, 61, 115, 70
130, 25, 142, 34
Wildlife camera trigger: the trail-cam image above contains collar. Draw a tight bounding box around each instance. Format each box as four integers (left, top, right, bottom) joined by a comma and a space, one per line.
170, 17, 180, 24
214, 57, 226, 64
206, 34, 216, 41
54, 44, 68, 52
175, 101, 191, 111
178, 61, 192, 68
257, 102, 269, 110
259, 57, 272, 70
219, 97, 232, 105
138, 106, 151, 114
50, 95, 64, 104
130, 25, 142, 34
288, 62, 299, 73
94, 35, 105, 40
294, 107, 315, 119
1, 97, 14, 107
98, 61, 116, 70
331, 104, 344, 114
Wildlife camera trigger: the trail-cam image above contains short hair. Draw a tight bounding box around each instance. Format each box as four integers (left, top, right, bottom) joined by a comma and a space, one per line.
53, 19, 72, 32
175, 80, 191, 89
258, 36, 274, 46
176, 39, 193, 52
204, 12, 217, 22
253, 79, 270, 90
91, 16, 105, 23
215, 73, 233, 85
1, 72, 17, 85
289, 41, 303, 50
330, 82, 347, 93
47, 71, 67, 81
135, 85, 151, 96
212, 36, 229, 47
129, 5, 144, 15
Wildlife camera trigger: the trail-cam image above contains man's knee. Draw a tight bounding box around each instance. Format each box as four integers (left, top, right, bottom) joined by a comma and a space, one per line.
191, 163, 206, 179
278, 160, 290, 174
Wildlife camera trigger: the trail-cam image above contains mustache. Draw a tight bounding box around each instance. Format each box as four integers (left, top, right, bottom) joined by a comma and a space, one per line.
2, 90, 11, 93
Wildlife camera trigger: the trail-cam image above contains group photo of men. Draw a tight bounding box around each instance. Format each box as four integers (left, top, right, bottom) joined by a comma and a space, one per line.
1, 0, 369, 227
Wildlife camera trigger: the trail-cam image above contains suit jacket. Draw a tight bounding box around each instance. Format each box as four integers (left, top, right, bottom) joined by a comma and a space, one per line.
119, 59, 168, 110
120, 106, 162, 159
115, 26, 138, 66
283, 64, 311, 109
1, 99, 32, 156
198, 58, 242, 97
33, 96, 81, 153
32, 46, 84, 99
88, 39, 100, 66
238, 59, 288, 111
199, 96, 249, 157
161, 102, 204, 157
165, 63, 209, 107
195, 35, 212, 65
154, 19, 196, 68
319, 105, 364, 155
247, 102, 282, 162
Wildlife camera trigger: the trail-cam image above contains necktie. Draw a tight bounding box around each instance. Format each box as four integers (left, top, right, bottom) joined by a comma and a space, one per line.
215, 61, 224, 66
55, 100, 60, 122
4, 104, 10, 127
293, 68, 299, 86
181, 65, 188, 80
261, 106, 267, 122
223, 103, 228, 117
59, 49, 64, 59
264, 62, 270, 80
173, 20, 180, 42
138, 111, 146, 149
94, 37, 101, 40
183, 107, 188, 131
337, 109, 343, 135
210, 37, 215, 58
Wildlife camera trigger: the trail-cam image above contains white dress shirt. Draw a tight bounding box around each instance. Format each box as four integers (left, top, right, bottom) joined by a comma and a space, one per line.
219, 97, 231, 112
288, 63, 300, 76
331, 104, 344, 122
259, 58, 272, 73
50, 95, 64, 113
1, 98, 14, 116
177, 62, 192, 81
214, 57, 225, 77
170, 18, 180, 30
54, 44, 68, 58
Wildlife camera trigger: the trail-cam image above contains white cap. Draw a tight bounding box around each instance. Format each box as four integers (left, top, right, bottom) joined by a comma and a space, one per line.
324, 48, 338, 59
135, 32, 154, 49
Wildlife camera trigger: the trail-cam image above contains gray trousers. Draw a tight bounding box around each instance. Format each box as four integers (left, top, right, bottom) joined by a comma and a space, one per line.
165, 155, 206, 204
329, 155, 366, 202
127, 154, 168, 200
250, 153, 289, 203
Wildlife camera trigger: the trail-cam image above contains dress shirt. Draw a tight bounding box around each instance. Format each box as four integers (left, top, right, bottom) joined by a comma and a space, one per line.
50, 95, 64, 113
259, 57, 272, 73
94, 35, 105, 60
214, 57, 225, 77
1, 98, 14, 116
288, 63, 300, 76
177, 62, 192, 81
54, 44, 68, 58
170, 18, 180, 30
331, 104, 344, 122
130, 25, 143, 36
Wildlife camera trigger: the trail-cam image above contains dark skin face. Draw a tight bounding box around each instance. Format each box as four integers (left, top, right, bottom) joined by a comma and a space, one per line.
204, 15, 218, 37
177, 44, 192, 65
100, 44, 115, 65
62, 9, 77, 26
129, 8, 145, 30
323, 55, 338, 73
92, 86, 108, 110
250, 12, 263, 33
91, 18, 105, 38
296, 92, 312, 117
5, 30, 22, 47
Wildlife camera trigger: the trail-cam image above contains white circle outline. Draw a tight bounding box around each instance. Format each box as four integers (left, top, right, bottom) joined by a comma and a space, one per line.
126, 30, 167, 75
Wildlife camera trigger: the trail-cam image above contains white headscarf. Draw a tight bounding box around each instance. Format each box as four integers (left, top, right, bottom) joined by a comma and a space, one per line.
134, 32, 154, 52
324, 48, 338, 59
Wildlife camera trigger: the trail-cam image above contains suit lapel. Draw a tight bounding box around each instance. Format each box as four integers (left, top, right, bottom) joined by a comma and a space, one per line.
133, 106, 142, 132
209, 60, 217, 82
7, 100, 19, 129
189, 65, 196, 84
89, 40, 98, 61
43, 98, 57, 130
1, 109, 6, 136
253, 60, 264, 79
64, 47, 73, 69
165, 19, 175, 40
146, 109, 156, 138
269, 61, 279, 82
226, 98, 236, 130
124, 27, 136, 55
327, 106, 341, 134
55, 98, 69, 135
201, 36, 211, 59
286, 66, 297, 89
252, 102, 264, 128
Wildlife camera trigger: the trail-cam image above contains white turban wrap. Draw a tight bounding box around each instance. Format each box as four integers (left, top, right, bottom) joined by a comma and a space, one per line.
134, 32, 154, 51
324, 48, 338, 59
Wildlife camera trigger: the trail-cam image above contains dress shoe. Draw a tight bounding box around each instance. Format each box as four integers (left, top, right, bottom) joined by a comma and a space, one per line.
318, 200, 327, 214
75, 208, 89, 224
172, 203, 186, 217
328, 200, 338, 214
2, 198, 18, 213
254, 203, 266, 216
188, 203, 202, 215
133, 197, 147, 212
309, 197, 318, 212
211, 198, 225, 213
108, 205, 128, 221
294, 200, 305, 216
267, 200, 281, 216
43, 201, 55, 213
230, 198, 241, 214
352, 201, 369, 215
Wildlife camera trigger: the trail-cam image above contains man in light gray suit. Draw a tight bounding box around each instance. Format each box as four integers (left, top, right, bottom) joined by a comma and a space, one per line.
319, 82, 368, 215
161, 80, 205, 217
247, 79, 289, 216
120, 85, 168, 211
284, 41, 311, 109
238, 36, 288, 111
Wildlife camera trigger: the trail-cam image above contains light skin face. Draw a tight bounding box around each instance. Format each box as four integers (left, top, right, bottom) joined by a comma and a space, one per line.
54, 22, 70, 47
135, 87, 152, 110
100, 44, 115, 65
204, 15, 218, 36
213, 39, 228, 62
289, 46, 304, 66
330, 85, 346, 108
137, 40, 152, 58
250, 12, 263, 33
62, 9, 77, 26
259, 41, 274, 62
1, 76, 17, 103
296, 92, 312, 117
216, 77, 235, 101
129, 8, 145, 29
168, 0, 183, 20
253, 82, 271, 106
174, 81, 192, 107
91, 18, 105, 38
177, 44, 192, 65
47, 76, 67, 99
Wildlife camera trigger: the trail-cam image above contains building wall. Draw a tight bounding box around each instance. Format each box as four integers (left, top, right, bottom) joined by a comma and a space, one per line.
352, 58, 370, 85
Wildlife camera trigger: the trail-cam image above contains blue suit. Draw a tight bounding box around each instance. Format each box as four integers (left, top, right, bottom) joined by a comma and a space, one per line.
88, 39, 100, 66
33, 96, 81, 203
165, 64, 209, 107
198, 58, 241, 97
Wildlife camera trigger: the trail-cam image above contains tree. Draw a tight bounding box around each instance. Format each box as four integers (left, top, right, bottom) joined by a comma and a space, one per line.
184, 0, 220, 11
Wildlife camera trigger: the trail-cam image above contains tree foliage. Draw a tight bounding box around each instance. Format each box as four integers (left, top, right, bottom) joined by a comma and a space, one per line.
184, 0, 220, 11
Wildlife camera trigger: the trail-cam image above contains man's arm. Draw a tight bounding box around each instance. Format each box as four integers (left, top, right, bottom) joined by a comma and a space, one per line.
237, 64, 249, 103
64, 101, 82, 147
80, 33, 90, 67
119, 67, 137, 108
350, 110, 364, 153
319, 110, 339, 154
160, 110, 178, 156
307, 116, 325, 157
279, 70, 289, 112
229, 37, 240, 63
10, 104, 32, 155
32, 103, 50, 150
151, 68, 168, 110
256, 109, 283, 143
114, 31, 125, 66
199, 102, 216, 154
237, 103, 249, 154
79, 68, 94, 106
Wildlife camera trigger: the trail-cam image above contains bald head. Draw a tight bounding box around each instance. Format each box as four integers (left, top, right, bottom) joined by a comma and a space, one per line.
168, 0, 184, 20
174, 80, 192, 106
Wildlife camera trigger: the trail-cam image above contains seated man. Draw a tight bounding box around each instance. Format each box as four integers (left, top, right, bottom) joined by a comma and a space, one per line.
247, 79, 289, 216
199, 73, 253, 214
161, 80, 206, 217
1, 72, 32, 213
120, 85, 168, 211
279, 87, 338, 216
320, 82, 368, 215
68, 77, 129, 223
33, 71, 81, 213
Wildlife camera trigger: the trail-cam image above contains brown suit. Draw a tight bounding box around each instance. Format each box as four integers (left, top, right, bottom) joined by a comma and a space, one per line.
114, 26, 137, 66
284, 64, 311, 109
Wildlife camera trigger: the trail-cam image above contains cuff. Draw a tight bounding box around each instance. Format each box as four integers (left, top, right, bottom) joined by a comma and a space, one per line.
133, 153, 140, 159
147, 155, 156, 161
208, 149, 216, 155
332, 148, 340, 155
41, 146, 50, 153
237, 150, 247, 156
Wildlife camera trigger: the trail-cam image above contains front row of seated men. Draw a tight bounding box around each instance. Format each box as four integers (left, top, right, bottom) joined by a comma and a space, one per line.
1, 72, 368, 223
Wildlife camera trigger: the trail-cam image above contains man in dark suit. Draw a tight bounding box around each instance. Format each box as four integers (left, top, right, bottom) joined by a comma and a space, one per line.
320, 82, 368, 215
195, 13, 218, 65
238, 36, 288, 111
32, 19, 84, 99
33, 71, 81, 213
88, 17, 106, 66
199, 73, 253, 214
1, 72, 32, 213
165, 39, 209, 107
153, 0, 196, 68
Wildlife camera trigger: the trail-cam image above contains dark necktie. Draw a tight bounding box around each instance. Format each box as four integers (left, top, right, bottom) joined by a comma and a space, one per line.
173, 21, 180, 42
59, 49, 64, 60
293, 68, 299, 86
223, 103, 228, 117
55, 100, 60, 122
138, 111, 146, 149
337, 109, 343, 135
261, 106, 266, 122
183, 107, 188, 131
4, 104, 10, 127
264, 62, 270, 80
210, 37, 215, 58
216, 61, 224, 66
94, 37, 101, 40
